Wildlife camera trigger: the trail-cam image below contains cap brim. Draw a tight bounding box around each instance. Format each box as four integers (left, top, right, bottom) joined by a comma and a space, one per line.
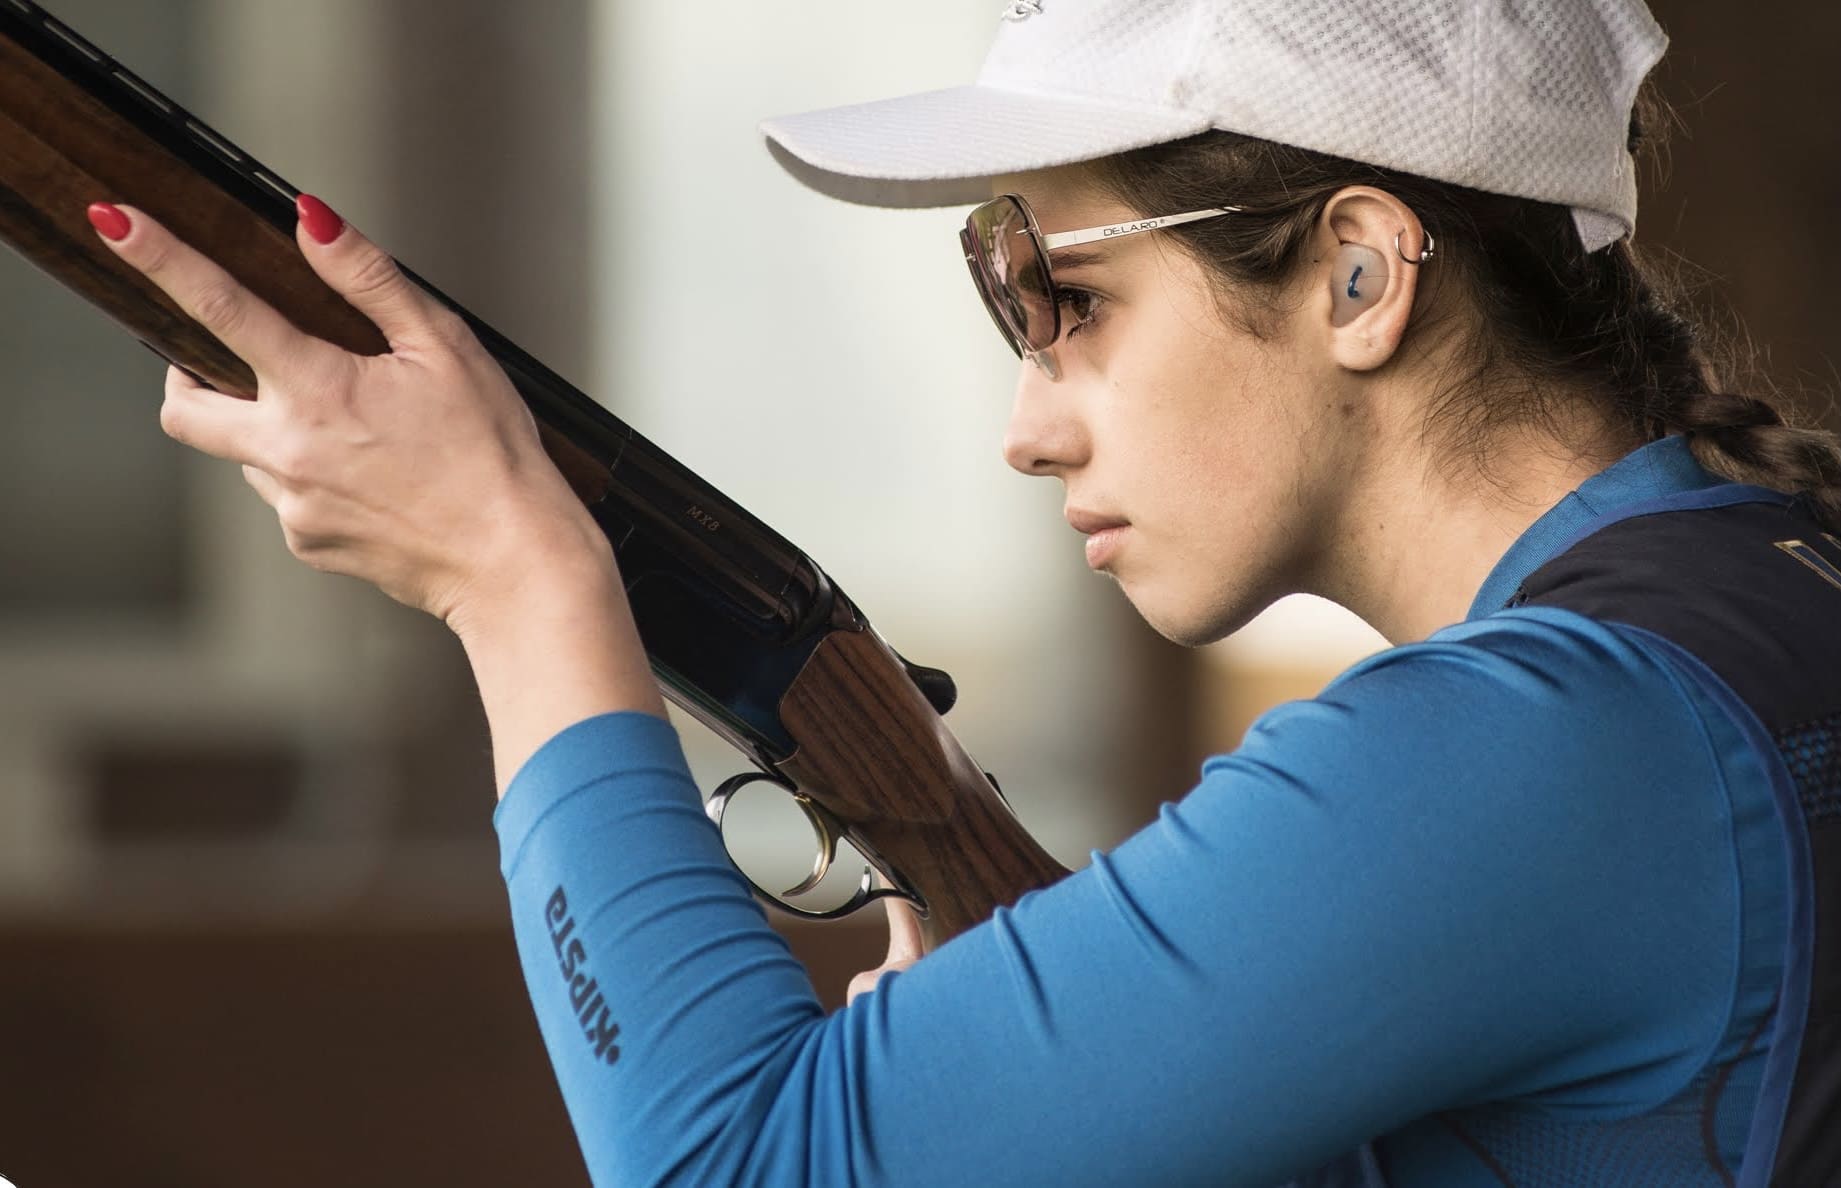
759, 85, 1213, 209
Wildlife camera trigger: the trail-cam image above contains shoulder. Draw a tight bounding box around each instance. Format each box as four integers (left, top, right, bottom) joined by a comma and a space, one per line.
1215, 607, 1727, 810
1516, 495, 1841, 732
1167, 608, 1761, 1110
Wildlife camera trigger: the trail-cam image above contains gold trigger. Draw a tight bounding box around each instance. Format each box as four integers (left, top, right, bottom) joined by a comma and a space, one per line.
780, 793, 838, 897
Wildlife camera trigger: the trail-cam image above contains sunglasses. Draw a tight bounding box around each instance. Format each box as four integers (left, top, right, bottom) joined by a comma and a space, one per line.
959, 194, 1245, 378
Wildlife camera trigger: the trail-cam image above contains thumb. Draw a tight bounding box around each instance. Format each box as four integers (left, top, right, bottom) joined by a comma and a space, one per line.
293, 193, 445, 346
845, 899, 928, 1007
883, 898, 927, 966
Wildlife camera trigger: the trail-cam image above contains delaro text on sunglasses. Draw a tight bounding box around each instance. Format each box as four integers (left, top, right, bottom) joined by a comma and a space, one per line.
0, 0, 1069, 946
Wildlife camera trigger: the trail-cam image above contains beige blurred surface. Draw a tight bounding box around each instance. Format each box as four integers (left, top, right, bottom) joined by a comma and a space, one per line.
0, 1, 1834, 1184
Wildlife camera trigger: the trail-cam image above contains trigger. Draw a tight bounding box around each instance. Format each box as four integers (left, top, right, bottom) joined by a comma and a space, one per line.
897, 652, 958, 715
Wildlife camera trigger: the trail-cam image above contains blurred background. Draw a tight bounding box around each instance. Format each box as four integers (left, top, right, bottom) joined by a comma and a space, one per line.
0, 1, 1834, 1184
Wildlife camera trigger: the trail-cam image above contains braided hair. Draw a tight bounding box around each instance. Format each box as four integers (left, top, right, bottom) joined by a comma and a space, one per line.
1089, 83, 1841, 530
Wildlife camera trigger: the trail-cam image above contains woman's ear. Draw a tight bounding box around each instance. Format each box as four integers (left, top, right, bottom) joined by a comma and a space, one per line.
1317, 186, 1425, 372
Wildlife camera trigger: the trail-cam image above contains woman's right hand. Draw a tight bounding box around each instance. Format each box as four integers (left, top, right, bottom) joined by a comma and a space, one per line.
846, 899, 929, 1004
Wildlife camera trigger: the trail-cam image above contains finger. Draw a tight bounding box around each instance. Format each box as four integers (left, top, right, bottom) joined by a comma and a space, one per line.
844, 900, 927, 1007
883, 899, 928, 965
164, 361, 210, 399
846, 968, 882, 1007
241, 464, 285, 508
161, 365, 266, 465
89, 203, 328, 379
293, 194, 451, 347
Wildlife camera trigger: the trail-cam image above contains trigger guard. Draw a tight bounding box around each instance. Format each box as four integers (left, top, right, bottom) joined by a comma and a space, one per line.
705, 770, 838, 899
705, 770, 929, 923
706, 770, 797, 845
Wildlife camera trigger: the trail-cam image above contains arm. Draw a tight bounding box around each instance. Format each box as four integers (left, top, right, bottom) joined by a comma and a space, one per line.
446, 525, 665, 792
496, 611, 1755, 1186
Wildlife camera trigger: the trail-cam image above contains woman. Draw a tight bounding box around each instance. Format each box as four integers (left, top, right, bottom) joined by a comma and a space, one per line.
80, 0, 1839, 1183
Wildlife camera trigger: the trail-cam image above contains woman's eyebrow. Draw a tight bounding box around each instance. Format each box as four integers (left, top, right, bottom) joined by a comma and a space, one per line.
1047, 247, 1107, 272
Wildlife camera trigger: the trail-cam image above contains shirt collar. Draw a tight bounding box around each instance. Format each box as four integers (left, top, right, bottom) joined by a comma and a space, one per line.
1465, 436, 1725, 620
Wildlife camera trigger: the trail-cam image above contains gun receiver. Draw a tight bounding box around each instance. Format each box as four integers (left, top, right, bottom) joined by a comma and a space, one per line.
0, 0, 1069, 945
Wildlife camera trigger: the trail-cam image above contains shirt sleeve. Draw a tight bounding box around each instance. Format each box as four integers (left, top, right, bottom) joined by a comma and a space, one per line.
493, 609, 1749, 1187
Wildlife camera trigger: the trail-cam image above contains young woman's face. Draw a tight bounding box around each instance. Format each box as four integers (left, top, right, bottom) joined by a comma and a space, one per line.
998, 172, 1362, 646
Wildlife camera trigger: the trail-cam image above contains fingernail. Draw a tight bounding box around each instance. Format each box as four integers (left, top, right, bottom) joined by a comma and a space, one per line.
87, 202, 131, 241
296, 193, 345, 245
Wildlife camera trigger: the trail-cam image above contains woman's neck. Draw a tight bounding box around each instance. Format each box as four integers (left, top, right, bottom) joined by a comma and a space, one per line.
1317, 413, 1636, 644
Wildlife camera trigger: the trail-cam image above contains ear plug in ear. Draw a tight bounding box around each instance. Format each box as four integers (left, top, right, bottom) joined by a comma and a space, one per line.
1330, 243, 1387, 327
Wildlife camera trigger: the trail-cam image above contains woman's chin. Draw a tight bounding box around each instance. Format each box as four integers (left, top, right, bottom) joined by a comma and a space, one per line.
1122, 585, 1260, 649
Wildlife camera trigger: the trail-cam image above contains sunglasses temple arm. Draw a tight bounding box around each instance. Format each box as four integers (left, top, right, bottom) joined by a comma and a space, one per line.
1038, 206, 1241, 251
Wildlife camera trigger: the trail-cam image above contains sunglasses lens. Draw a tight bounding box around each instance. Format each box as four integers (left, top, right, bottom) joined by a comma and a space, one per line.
961, 228, 1020, 358
964, 198, 1058, 357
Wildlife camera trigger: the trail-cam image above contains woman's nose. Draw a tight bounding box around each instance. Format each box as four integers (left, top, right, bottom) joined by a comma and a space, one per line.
1001, 352, 1086, 476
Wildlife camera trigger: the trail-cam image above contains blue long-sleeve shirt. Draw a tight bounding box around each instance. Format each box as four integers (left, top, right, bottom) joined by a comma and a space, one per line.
494, 437, 1789, 1185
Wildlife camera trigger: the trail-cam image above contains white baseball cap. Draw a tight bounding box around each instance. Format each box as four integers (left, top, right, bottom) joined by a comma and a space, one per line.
760, 0, 1669, 252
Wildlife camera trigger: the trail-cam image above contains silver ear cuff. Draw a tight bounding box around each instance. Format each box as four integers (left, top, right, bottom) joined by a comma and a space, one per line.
1396, 230, 1435, 264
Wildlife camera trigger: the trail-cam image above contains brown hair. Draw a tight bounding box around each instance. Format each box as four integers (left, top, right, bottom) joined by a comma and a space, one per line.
1088, 84, 1841, 530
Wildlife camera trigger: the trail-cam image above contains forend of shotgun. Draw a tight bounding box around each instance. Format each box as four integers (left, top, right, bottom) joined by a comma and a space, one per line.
0, 0, 1068, 945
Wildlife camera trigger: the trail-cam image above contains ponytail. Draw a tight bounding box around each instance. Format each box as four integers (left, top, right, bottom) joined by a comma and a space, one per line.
1590, 234, 1841, 530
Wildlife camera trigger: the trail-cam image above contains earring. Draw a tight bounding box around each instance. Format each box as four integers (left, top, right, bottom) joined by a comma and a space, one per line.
1395, 230, 1435, 265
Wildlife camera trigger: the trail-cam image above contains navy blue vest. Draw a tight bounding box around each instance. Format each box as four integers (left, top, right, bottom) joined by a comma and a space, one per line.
1287, 487, 1839, 1188
1503, 490, 1840, 1186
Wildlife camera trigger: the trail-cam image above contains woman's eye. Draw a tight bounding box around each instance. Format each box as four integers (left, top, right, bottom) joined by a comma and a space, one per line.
1057, 287, 1102, 336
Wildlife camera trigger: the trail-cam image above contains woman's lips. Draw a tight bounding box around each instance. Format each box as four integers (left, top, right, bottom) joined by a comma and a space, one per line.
1083, 525, 1128, 569
1066, 509, 1130, 570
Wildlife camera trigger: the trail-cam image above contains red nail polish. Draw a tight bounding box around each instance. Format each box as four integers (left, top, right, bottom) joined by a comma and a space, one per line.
87, 202, 131, 241
296, 193, 345, 245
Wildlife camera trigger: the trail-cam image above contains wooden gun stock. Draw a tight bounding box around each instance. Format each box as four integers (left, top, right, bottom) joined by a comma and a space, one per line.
0, 2, 1070, 944
781, 628, 1069, 947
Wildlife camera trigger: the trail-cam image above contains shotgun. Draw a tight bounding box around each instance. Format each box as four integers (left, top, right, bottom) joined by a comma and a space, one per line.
0, 0, 1069, 945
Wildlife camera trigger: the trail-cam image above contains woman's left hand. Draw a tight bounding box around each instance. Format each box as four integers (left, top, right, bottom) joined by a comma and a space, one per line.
96, 196, 662, 792
91, 197, 602, 629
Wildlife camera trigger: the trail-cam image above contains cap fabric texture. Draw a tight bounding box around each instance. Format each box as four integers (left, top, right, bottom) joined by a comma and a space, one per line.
760, 0, 1669, 251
